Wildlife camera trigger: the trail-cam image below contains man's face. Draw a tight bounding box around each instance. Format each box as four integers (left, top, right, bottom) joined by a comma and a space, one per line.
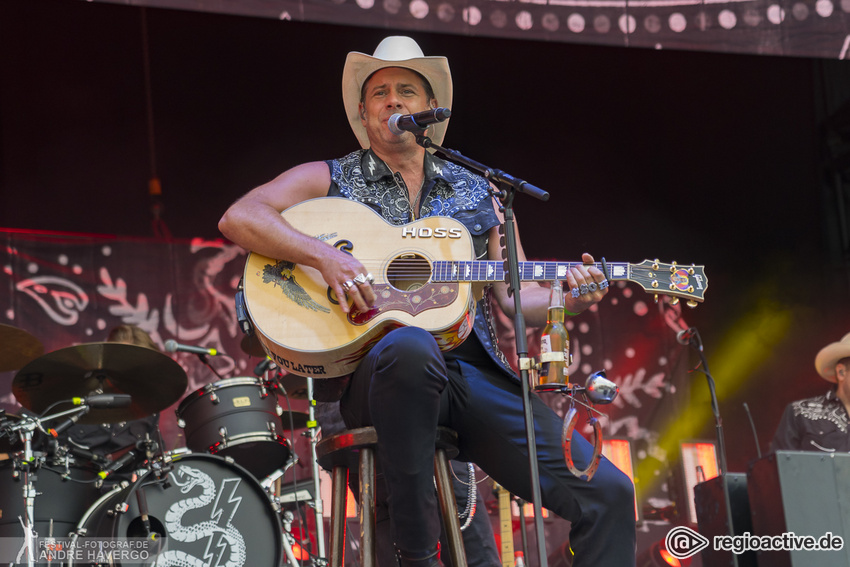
359, 67, 436, 148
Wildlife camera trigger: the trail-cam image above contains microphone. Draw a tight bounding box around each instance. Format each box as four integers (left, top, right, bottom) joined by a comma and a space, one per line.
387, 108, 451, 135
254, 357, 275, 377
73, 393, 132, 409
67, 445, 109, 466
676, 327, 698, 346
164, 339, 218, 357
48, 414, 82, 438
98, 449, 141, 479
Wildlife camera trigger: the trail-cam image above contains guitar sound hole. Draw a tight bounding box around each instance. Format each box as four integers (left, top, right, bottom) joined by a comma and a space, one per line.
386, 254, 432, 292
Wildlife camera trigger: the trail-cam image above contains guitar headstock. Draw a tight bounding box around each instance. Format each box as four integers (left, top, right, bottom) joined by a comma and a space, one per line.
628, 260, 708, 306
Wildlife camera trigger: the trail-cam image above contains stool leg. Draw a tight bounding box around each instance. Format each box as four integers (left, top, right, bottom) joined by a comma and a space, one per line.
329, 465, 348, 567
434, 448, 467, 567
360, 447, 376, 567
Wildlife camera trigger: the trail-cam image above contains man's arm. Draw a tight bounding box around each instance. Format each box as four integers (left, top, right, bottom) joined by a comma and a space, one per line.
485, 200, 608, 328
218, 161, 375, 312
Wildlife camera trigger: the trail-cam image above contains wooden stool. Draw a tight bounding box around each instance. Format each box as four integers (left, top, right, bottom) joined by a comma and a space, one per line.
316, 426, 467, 567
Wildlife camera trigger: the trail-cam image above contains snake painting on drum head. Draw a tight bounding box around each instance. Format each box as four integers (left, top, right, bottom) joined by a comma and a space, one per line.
72, 453, 282, 567
176, 377, 290, 478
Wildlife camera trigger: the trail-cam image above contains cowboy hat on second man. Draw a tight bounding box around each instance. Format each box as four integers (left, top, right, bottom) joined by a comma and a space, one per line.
814, 332, 850, 382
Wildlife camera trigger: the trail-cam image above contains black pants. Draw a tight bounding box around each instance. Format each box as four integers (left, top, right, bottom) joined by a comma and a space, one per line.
340, 327, 636, 567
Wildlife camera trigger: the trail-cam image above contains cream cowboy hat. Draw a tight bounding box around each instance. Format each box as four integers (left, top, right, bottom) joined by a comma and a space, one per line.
342, 36, 452, 150
814, 332, 850, 382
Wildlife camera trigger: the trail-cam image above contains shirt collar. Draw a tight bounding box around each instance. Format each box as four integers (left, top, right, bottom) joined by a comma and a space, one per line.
360, 148, 460, 184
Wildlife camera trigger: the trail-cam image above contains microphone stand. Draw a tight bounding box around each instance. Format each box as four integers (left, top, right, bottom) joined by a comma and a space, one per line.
685, 329, 728, 475
196, 352, 226, 381
306, 377, 327, 563
415, 134, 550, 567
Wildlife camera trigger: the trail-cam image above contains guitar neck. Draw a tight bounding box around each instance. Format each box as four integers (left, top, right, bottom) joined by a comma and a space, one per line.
431, 258, 707, 304
432, 260, 629, 284
496, 485, 515, 567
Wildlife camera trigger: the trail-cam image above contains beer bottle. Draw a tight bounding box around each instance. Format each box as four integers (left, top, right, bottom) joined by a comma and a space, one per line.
538, 280, 570, 387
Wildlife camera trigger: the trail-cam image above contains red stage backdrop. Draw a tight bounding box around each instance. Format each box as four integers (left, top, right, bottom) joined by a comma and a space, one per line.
2, 229, 701, 556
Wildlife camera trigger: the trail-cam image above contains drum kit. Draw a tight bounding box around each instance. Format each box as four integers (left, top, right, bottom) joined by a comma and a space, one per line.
0, 324, 324, 567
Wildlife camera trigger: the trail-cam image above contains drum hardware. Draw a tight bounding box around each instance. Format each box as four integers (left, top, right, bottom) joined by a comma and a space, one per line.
280, 508, 311, 567
1, 402, 98, 567
12, 342, 188, 424
303, 376, 327, 562
262, 371, 327, 563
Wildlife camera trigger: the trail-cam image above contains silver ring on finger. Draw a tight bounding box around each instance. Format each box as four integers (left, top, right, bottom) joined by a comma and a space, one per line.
571, 287, 580, 298
599, 279, 609, 289
353, 273, 368, 286
365, 272, 375, 285
579, 283, 589, 295
588, 282, 598, 292
342, 280, 355, 293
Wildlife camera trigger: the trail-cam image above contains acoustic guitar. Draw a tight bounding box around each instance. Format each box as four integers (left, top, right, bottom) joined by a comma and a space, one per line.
242, 197, 708, 378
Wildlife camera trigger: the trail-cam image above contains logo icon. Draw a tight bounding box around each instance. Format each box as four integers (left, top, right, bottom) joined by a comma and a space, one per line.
665, 526, 710, 559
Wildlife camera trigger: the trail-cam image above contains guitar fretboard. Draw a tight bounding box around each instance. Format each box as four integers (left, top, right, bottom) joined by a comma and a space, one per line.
431, 261, 630, 283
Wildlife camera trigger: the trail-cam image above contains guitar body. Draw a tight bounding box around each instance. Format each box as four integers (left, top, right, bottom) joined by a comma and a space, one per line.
243, 197, 478, 378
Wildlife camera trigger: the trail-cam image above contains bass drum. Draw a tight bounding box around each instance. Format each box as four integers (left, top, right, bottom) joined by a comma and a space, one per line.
0, 458, 100, 539
176, 377, 291, 479
72, 453, 282, 567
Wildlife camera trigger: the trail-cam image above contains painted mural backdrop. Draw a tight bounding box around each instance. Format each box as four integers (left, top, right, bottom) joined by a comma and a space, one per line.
91, 0, 850, 59
1, 229, 702, 557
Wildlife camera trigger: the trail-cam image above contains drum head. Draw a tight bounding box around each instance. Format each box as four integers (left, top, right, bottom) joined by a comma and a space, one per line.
80, 453, 282, 567
0, 460, 100, 538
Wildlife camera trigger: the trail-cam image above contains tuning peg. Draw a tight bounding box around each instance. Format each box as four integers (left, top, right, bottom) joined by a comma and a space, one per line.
670, 297, 679, 305
686, 300, 698, 308
669, 261, 678, 273
653, 294, 659, 303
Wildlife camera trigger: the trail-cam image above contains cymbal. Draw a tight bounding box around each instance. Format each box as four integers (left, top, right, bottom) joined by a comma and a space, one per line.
12, 342, 188, 424
280, 410, 310, 430
240, 334, 266, 358
0, 324, 44, 372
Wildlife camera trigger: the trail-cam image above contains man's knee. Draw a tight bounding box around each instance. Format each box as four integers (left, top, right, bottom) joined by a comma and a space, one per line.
371, 327, 444, 383
599, 463, 636, 516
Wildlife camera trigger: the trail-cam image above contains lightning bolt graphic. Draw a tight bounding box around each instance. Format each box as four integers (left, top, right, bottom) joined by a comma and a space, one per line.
366, 154, 378, 176
203, 478, 243, 567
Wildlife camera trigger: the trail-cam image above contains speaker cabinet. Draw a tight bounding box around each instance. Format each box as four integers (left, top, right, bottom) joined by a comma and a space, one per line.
694, 472, 757, 567
747, 451, 850, 567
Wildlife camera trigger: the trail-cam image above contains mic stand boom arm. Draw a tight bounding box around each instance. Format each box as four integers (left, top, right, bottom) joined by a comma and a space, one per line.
415, 134, 550, 567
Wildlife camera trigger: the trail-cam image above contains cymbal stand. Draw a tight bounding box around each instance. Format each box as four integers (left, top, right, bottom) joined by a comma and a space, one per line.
5, 404, 91, 567
305, 376, 327, 563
